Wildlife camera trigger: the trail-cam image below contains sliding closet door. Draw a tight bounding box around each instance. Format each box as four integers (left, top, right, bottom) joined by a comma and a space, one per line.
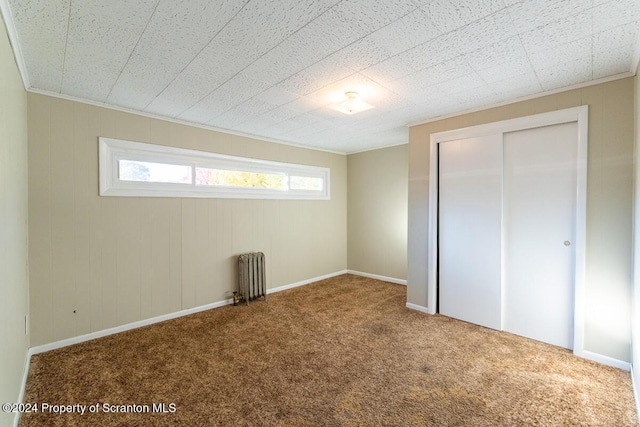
439, 135, 503, 330
503, 122, 577, 349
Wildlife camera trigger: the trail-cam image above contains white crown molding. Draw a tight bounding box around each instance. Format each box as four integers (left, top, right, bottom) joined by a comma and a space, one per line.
26, 87, 348, 156
407, 72, 635, 128
346, 141, 408, 155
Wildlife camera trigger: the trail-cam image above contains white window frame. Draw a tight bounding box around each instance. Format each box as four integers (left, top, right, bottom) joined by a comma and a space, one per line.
99, 137, 330, 200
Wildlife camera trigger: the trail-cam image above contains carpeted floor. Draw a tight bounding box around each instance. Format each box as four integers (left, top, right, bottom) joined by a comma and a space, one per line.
20, 274, 637, 426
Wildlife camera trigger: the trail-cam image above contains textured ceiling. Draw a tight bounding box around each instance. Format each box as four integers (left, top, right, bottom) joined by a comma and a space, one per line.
4, 0, 640, 153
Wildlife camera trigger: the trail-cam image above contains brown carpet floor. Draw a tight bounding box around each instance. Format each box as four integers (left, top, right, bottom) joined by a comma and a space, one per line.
20, 274, 637, 426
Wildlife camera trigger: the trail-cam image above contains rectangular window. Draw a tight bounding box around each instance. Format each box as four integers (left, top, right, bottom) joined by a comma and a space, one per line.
99, 137, 330, 200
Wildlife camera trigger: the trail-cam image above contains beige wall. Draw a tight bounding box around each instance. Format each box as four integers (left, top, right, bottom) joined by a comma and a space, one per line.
0, 13, 29, 427
409, 78, 634, 362
347, 145, 407, 280
27, 93, 347, 347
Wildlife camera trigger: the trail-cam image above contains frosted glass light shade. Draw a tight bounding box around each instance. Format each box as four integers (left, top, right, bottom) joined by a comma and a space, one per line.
330, 91, 374, 115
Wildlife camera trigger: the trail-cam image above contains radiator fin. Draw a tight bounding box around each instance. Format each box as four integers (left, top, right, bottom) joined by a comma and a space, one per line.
238, 252, 266, 304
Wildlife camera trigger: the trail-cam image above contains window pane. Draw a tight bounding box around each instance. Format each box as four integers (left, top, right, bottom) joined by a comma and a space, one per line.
119, 160, 192, 184
290, 175, 323, 191
196, 167, 286, 190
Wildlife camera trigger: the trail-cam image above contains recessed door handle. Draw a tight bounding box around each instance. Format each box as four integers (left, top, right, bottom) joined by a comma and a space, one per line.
564, 241, 571, 246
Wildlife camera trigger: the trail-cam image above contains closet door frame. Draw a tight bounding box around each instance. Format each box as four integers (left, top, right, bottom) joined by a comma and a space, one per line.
426, 105, 588, 357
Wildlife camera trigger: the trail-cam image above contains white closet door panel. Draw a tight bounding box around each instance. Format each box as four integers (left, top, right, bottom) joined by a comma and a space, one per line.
503, 122, 577, 349
439, 135, 503, 330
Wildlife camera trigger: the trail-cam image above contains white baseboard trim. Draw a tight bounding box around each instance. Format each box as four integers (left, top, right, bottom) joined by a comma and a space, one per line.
30, 298, 232, 355
406, 302, 430, 314
402, 308, 633, 373
631, 365, 640, 426
30, 270, 347, 355
347, 270, 407, 285
13, 348, 31, 427
267, 270, 348, 294
577, 350, 631, 371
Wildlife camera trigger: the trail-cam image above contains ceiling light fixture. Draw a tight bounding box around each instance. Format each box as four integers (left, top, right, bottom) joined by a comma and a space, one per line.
331, 91, 374, 115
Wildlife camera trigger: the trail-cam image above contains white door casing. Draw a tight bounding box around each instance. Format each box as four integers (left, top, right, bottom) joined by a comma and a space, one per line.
427, 106, 588, 356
